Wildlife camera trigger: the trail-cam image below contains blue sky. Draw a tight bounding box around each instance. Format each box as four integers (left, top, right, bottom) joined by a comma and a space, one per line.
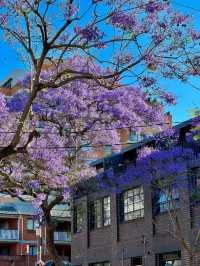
0, 1, 200, 124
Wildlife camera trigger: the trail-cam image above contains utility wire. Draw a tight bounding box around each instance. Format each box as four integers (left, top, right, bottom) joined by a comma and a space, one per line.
0, 139, 175, 150
0, 120, 187, 135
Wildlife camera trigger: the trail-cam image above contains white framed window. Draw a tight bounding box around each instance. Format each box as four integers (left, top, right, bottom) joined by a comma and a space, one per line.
27, 219, 39, 231
123, 187, 144, 221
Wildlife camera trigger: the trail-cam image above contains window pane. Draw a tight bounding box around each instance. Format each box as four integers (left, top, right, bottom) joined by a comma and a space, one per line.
94, 199, 102, 228
27, 219, 34, 230
29, 246, 37, 256
158, 186, 179, 213
76, 204, 83, 232
123, 187, 144, 221
34, 220, 39, 230
103, 197, 111, 226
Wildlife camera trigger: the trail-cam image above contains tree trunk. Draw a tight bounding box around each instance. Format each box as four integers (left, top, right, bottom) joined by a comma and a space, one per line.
44, 210, 63, 266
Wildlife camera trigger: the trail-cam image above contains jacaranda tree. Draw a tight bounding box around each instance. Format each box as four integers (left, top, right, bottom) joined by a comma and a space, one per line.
0, 0, 199, 264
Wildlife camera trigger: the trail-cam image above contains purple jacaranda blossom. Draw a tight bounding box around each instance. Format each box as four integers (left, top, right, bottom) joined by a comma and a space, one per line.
114, 53, 133, 65
141, 76, 156, 87
156, 88, 176, 105
0, 0, 5, 7
0, 93, 7, 112
189, 29, 200, 41
172, 13, 189, 26
146, 1, 168, 14
0, 56, 169, 204
74, 24, 103, 42
109, 11, 137, 31
63, 187, 70, 200
28, 180, 40, 190
7, 90, 29, 112
32, 193, 47, 209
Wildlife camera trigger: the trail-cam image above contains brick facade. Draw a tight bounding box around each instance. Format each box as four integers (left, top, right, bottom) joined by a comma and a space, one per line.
71, 120, 200, 266
72, 171, 200, 266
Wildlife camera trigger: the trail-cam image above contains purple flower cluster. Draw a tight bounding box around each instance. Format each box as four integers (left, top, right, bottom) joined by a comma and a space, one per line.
75, 24, 103, 42
141, 76, 156, 87
110, 11, 136, 31
146, 1, 167, 14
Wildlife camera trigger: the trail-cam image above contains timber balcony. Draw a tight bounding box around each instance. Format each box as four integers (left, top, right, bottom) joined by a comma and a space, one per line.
54, 231, 72, 244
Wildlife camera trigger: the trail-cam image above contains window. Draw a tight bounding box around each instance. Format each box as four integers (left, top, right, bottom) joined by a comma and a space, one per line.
27, 219, 39, 231
191, 168, 200, 200
104, 146, 112, 156
131, 257, 143, 266
90, 262, 110, 266
157, 251, 181, 266
74, 204, 83, 233
156, 186, 179, 213
90, 196, 111, 230
94, 199, 102, 228
103, 196, 111, 226
123, 187, 144, 221
0, 247, 10, 255
29, 246, 37, 256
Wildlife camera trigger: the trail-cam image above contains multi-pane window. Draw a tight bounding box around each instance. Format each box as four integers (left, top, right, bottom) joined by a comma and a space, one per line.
27, 219, 39, 231
74, 204, 83, 233
123, 187, 144, 221
90, 196, 111, 230
29, 246, 37, 256
157, 187, 179, 213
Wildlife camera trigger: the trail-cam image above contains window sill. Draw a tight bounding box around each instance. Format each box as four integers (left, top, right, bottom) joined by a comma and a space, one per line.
121, 216, 144, 225
74, 230, 83, 234
90, 225, 112, 232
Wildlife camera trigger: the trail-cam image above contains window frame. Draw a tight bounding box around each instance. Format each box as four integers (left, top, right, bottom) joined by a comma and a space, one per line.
90, 262, 111, 266
154, 185, 180, 214
29, 246, 37, 256
90, 196, 111, 230
74, 203, 84, 233
103, 196, 111, 227
131, 256, 143, 266
27, 219, 39, 231
190, 167, 200, 201
123, 187, 144, 222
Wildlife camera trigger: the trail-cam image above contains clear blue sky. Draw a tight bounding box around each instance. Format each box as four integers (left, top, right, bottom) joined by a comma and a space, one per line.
0, 1, 200, 124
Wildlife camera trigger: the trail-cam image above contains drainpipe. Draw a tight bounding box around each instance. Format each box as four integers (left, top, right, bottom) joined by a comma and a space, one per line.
121, 247, 125, 266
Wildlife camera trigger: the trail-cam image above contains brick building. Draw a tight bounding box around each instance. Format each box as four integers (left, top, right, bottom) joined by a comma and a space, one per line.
71, 119, 200, 266
0, 196, 71, 266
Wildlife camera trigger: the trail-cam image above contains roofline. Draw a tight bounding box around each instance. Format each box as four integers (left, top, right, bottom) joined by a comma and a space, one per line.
91, 118, 195, 167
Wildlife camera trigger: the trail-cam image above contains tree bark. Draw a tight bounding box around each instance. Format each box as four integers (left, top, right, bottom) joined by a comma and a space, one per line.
44, 210, 63, 266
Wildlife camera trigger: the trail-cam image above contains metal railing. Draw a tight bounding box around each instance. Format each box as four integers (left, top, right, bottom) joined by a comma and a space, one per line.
54, 231, 71, 243
0, 229, 19, 240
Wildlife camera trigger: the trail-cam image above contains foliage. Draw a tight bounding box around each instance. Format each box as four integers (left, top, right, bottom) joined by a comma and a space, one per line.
0, 1, 199, 264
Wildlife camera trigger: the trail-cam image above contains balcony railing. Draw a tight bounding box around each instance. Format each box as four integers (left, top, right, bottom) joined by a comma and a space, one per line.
0, 229, 19, 240
54, 231, 71, 243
